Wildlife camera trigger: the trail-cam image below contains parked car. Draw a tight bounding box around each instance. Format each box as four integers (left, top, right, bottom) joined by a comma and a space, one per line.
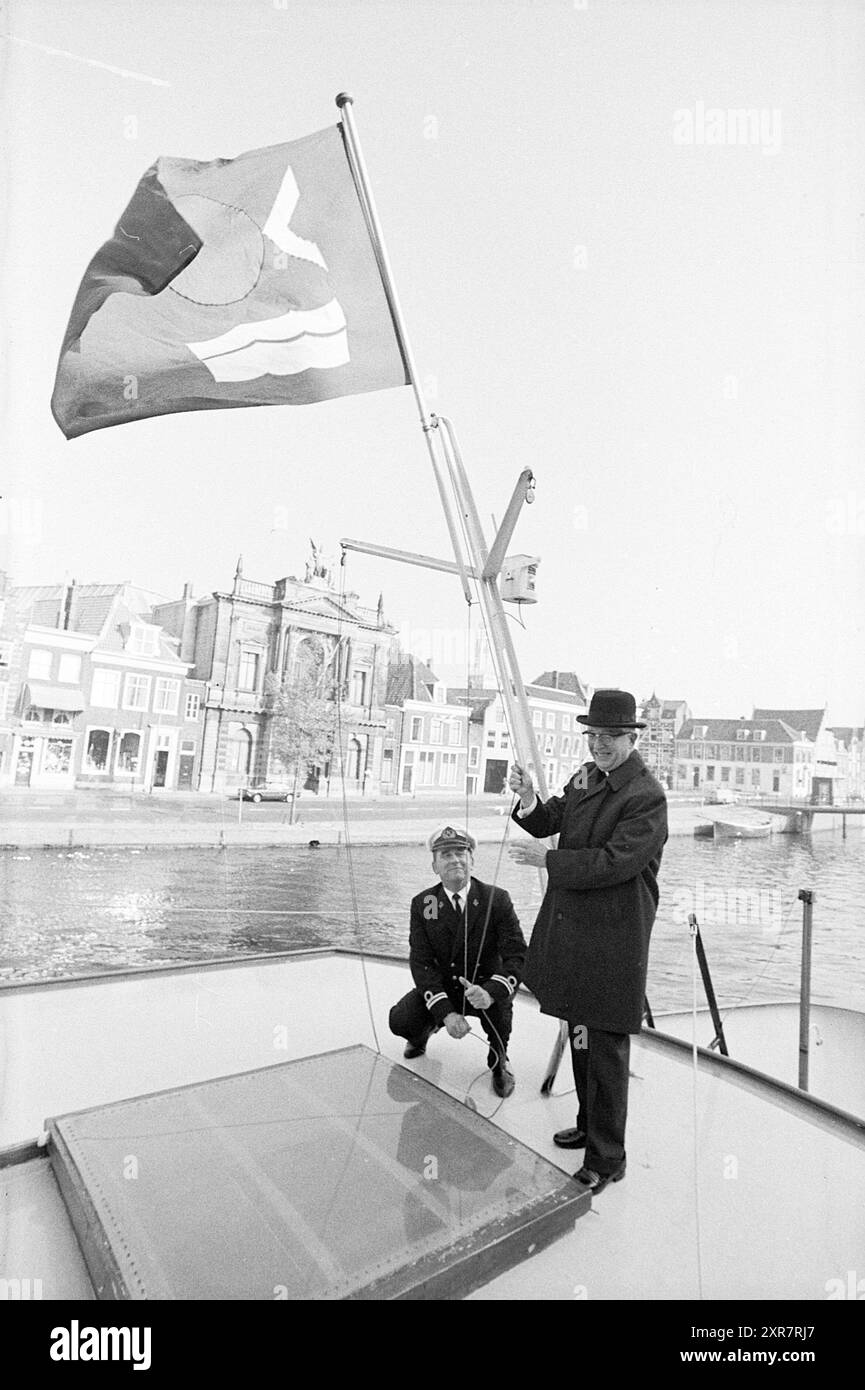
235, 786, 296, 803
705, 787, 738, 804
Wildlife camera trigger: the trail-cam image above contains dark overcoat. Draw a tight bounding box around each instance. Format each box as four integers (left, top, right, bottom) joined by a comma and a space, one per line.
513, 750, 667, 1033
408, 878, 526, 1025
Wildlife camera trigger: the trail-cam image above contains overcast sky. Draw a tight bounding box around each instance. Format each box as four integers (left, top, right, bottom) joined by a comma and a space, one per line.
2, 0, 863, 724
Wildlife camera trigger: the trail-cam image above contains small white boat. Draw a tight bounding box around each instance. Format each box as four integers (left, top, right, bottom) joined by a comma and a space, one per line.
713, 818, 772, 839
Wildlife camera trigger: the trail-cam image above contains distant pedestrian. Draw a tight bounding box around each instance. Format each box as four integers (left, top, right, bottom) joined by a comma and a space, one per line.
388, 825, 527, 1097
508, 689, 667, 1192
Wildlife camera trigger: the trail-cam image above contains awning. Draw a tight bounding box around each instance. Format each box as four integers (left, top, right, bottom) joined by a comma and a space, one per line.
24, 682, 86, 712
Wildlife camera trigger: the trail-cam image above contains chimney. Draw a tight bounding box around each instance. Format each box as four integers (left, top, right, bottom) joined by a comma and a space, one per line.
182, 581, 194, 601
62, 579, 75, 631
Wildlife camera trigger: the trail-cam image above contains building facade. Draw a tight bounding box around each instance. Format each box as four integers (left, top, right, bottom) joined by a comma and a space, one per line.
384, 656, 470, 796
674, 717, 816, 798
1, 582, 205, 791
637, 694, 690, 788
153, 560, 395, 795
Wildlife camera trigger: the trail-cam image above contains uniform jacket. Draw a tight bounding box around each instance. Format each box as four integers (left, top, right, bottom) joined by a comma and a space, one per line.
513, 750, 667, 1033
408, 877, 526, 1025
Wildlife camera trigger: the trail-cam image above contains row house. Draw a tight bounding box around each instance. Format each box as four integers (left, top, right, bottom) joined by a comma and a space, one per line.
827, 726, 865, 802
445, 670, 590, 795
752, 707, 839, 803
674, 716, 816, 798
637, 694, 691, 788
153, 558, 394, 795
384, 656, 470, 795
1, 581, 205, 790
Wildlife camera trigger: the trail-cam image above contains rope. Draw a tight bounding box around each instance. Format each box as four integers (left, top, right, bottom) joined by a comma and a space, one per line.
335, 548, 381, 1055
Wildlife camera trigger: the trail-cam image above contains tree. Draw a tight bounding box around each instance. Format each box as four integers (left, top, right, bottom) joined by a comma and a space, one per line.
265, 668, 335, 823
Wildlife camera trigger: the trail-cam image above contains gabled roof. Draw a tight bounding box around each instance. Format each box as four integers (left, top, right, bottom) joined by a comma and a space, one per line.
752, 708, 825, 741
12, 582, 165, 638
386, 655, 439, 705
531, 671, 589, 702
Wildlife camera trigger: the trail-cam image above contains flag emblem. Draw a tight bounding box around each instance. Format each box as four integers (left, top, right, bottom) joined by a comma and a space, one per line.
51, 126, 409, 438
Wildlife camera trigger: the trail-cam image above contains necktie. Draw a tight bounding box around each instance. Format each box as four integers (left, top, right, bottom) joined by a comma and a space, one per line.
454, 894, 462, 916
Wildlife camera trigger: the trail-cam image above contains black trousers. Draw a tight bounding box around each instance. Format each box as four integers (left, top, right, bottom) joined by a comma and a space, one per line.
569, 1024, 630, 1176
389, 988, 513, 1069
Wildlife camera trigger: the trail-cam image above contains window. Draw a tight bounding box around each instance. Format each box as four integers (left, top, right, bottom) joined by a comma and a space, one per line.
180, 739, 196, 754
500, 730, 509, 749
546, 761, 556, 785
720, 766, 730, 782
773, 746, 784, 763
381, 748, 393, 781
128, 624, 160, 657
706, 765, 715, 781
44, 738, 72, 774
154, 678, 180, 715
410, 716, 422, 742
91, 668, 121, 707
545, 712, 556, 729
751, 768, 761, 787
433, 685, 447, 704
561, 736, 571, 756
28, 649, 51, 679
430, 719, 442, 744
544, 733, 555, 755
117, 732, 141, 773
385, 717, 395, 736
238, 647, 261, 693
449, 721, 461, 746
469, 746, 479, 768
351, 669, 367, 706
85, 729, 112, 773
532, 710, 542, 728
418, 749, 435, 785
185, 692, 200, 721
123, 673, 151, 710
736, 728, 748, 741
440, 751, 458, 786
57, 653, 81, 683
486, 730, 496, 748
735, 767, 745, 785
562, 714, 571, 732
51, 710, 72, 726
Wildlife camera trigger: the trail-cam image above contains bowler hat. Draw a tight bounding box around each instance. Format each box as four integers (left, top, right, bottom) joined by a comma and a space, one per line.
576, 689, 646, 729
429, 825, 476, 853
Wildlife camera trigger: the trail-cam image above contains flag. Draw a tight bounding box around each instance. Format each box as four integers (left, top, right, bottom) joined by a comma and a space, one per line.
51, 125, 410, 438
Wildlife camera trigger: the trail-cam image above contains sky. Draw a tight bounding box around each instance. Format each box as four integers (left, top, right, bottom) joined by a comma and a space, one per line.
1, 0, 864, 725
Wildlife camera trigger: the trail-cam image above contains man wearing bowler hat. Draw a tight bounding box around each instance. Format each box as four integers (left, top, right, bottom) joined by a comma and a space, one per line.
508, 690, 667, 1192
389, 826, 527, 1098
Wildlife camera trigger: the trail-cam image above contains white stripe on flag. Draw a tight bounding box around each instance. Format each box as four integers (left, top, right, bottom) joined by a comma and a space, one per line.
187, 300, 349, 382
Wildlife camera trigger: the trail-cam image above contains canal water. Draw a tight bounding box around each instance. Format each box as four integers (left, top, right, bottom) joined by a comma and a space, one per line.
1, 832, 863, 1013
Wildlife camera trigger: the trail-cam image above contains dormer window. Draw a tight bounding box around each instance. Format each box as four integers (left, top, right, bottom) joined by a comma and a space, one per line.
127, 623, 160, 657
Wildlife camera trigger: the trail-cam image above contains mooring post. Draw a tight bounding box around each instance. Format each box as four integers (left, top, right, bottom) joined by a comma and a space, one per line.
797, 889, 814, 1091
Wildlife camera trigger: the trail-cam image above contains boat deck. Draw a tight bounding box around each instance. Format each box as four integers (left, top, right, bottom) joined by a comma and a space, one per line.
2, 951, 864, 1300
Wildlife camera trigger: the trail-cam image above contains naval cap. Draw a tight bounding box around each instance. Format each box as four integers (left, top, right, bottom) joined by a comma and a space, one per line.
428, 824, 476, 854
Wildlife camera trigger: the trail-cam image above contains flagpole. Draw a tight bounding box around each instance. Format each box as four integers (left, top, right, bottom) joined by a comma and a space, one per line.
336, 93, 474, 608
336, 93, 548, 807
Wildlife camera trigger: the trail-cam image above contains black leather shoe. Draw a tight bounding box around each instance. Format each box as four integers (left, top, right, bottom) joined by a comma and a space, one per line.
553, 1127, 587, 1149
574, 1162, 626, 1194
491, 1063, 515, 1098
403, 1024, 435, 1058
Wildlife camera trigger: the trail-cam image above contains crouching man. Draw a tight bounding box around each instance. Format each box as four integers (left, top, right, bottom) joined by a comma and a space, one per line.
388, 825, 527, 1098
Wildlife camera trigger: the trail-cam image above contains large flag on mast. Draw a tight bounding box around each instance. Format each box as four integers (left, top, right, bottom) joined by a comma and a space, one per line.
51, 125, 411, 438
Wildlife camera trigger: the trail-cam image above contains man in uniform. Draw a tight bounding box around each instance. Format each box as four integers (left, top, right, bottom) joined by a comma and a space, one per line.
388, 826, 527, 1098
509, 690, 667, 1192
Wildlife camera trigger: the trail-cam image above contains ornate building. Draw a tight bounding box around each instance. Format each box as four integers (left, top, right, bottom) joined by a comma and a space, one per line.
153, 554, 394, 794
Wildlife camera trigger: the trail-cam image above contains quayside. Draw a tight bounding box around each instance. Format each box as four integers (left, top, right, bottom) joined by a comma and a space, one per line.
2, 950, 864, 1300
